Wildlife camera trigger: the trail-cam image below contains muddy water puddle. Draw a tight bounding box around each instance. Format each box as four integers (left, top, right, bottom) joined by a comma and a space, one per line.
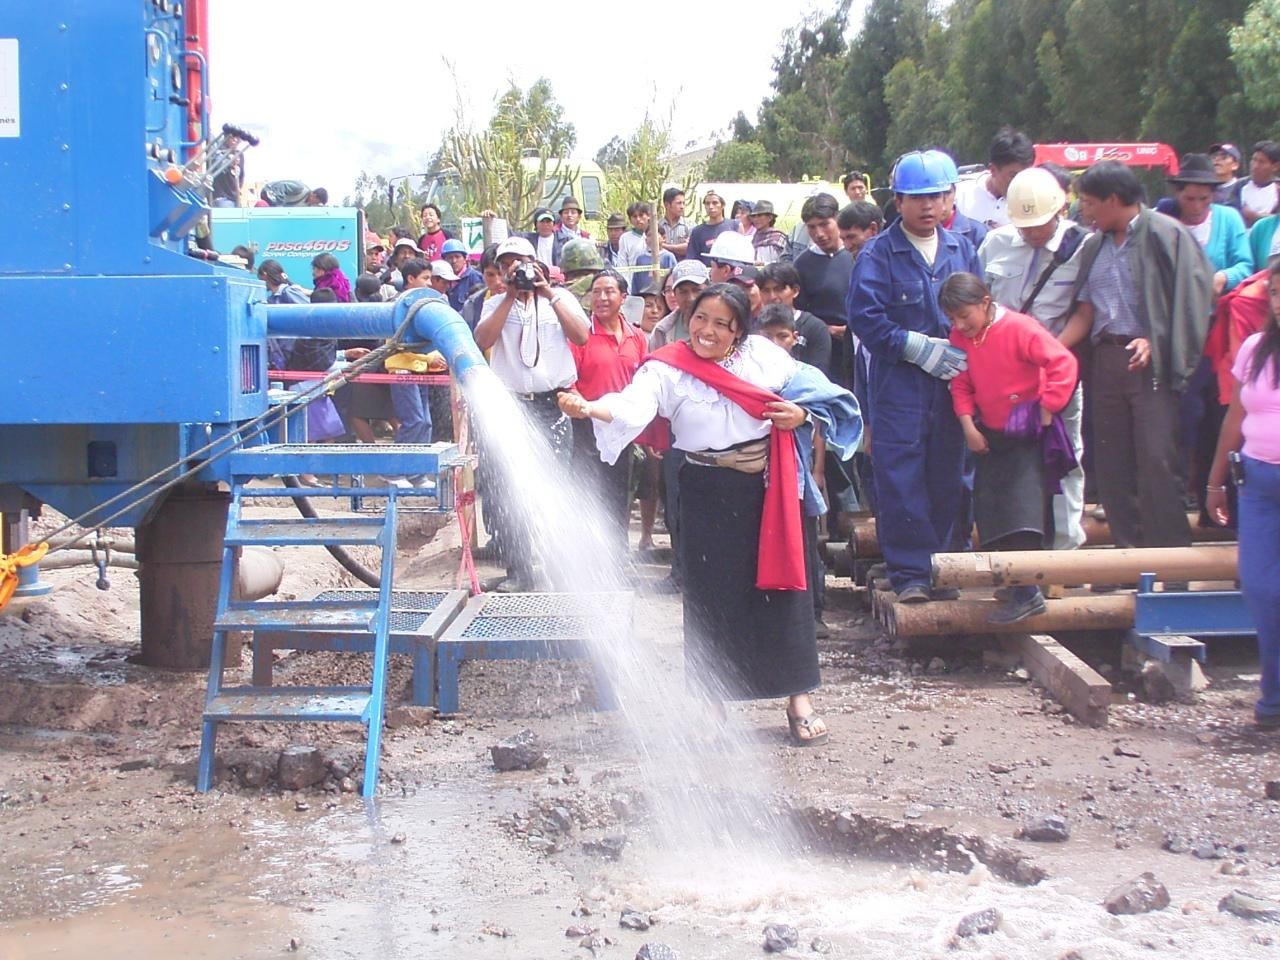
4, 780, 1273, 960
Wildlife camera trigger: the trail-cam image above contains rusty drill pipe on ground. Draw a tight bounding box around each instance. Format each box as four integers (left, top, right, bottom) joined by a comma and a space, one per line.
852, 511, 1236, 560
884, 595, 1134, 637
931, 544, 1239, 589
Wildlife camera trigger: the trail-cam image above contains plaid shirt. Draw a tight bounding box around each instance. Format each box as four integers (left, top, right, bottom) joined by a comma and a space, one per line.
1079, 215, 1147, 342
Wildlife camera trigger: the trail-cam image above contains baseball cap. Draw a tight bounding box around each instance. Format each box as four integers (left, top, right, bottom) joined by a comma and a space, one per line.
393, 237, 421, 252
729, 265, 761, 286
606, 213, 626, 229
430, 260, 459, 281
670, 259, 710, 288
533, 207, 556, 223
364, 230, 385, 251
495, 236, 536, 260
1210, 143, 1242, 162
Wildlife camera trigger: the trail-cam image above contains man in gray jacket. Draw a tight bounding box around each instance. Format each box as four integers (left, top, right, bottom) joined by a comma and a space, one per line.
1060, 161, 1214, 549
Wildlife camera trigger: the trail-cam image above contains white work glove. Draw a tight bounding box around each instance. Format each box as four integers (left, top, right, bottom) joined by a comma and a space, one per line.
902, 330, 967, 380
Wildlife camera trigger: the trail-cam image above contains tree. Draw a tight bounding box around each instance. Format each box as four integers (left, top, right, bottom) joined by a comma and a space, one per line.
598, 108, 699, 217
757, 5, 854, 179
704, 141, 776, 181
1231, 0, 1280, 114
731, 111, 757, 143
436, 77, 578, 226
594, 135, 629, 168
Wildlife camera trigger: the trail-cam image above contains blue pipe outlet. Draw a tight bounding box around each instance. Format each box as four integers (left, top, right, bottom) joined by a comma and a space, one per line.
262, 289, 485, 380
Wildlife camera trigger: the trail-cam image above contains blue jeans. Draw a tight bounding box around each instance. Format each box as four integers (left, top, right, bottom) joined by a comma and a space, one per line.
1239, 455, 1280, 720
391, 383, 432, 444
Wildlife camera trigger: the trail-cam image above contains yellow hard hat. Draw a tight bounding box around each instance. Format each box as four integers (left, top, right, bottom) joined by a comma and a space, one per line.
1006, 167, 1067, 228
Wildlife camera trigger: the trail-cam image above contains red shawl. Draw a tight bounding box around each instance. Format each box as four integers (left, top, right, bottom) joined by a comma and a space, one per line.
649, 342, 805, 591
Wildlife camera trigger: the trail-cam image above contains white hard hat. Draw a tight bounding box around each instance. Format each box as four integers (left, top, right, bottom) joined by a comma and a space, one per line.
495, 236, 536, 260
1006, 168, 1067, 228
707, 230, 756, 265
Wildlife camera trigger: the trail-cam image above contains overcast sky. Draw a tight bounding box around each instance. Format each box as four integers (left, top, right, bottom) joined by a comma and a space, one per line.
207, 0, 833, 198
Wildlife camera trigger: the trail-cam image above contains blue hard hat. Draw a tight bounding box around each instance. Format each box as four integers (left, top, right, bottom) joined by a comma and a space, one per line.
891, 150, 954, 195
926, 149, 960, 185
441, 238, 468, 256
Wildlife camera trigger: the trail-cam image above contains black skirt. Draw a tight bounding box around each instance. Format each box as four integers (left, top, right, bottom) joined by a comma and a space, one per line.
679, 461, 819, 700
975, 428, 1047, 546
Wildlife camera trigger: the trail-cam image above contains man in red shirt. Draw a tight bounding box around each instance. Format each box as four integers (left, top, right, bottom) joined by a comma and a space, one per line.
566, 269, 649, 550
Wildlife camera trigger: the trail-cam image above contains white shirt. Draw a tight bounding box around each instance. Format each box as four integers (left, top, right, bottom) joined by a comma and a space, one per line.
954, 172, 1009, 229
904, 227, 938, 266
535, 233, 555, 265
1241, 180, 1278, 218
978, 218, 1085, 335
617, 230, 650, 269
592, 335, 796, 464
480, 292, 585, 394
1188, 210, 1212, 247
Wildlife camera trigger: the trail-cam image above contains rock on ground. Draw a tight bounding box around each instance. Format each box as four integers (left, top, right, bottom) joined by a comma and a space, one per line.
1104, 873, 1171, 915
635, 944, 680, 960
1019, 814, 1070, 842
277, 745, 326, 790
1219, 890, 1280, 923
954, 907, 1002, 939
490, 729, 548, 772
762, 923, 799, 952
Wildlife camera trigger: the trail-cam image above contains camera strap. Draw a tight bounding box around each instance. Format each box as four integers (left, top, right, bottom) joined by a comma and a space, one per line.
518, 300, 541, 368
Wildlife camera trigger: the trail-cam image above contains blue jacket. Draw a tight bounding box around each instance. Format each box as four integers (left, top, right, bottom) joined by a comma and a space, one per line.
1152, 202, 1254, 292
845, 221, 980, 363
780, 360, 863, 517
947, 210, 988, 252
448, 266, 486, 312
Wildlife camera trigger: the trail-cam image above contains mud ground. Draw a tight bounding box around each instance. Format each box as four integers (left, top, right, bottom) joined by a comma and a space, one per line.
1, 504, 1278, 959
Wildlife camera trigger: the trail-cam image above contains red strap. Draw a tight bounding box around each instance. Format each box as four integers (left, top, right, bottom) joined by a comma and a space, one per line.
650, 343, 806, 591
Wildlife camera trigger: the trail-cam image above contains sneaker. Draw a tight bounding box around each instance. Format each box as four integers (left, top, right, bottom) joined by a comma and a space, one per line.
930, 586, 960, 601
988, 591, 1047, 624
1091, 505, 1107, 521
896, 584, 932, 604
492, 572, 537, 593
993, 586, 1013, 602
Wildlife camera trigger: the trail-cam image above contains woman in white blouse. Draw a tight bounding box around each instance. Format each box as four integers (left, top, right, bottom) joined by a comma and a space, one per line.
559, 284, 862, 745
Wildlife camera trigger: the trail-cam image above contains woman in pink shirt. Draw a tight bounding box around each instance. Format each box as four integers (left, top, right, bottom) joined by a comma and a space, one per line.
1207, 260, 1280, 729
944, 273, 1079, 623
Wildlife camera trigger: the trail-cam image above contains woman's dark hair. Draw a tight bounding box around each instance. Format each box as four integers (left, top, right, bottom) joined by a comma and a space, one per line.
400, 258, 429, 283
389, 225, 415, 241
311, 252, 340, 273
479, 242, 502, 272
759, 261, 801, 290
689, 283, 751, 342
938, 272, 992, 314
1037, 162, 1074, 193
1076, 160, 1144, 206
257, 258, 288, 286
1247, 260, 1280, 388
591, 269, 628, 296
231, 244, 255, 270
354, 273, 384, 302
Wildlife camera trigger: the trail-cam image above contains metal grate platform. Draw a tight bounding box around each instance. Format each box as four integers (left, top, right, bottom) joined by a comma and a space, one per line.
252, 589, 469, 706
434, 592, 631, 713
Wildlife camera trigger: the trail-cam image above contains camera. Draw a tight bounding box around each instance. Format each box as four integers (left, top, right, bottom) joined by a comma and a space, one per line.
512, 262, 540, 291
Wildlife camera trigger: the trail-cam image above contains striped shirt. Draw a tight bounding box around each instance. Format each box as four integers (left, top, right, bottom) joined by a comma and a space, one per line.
1079, 215, 1147, 342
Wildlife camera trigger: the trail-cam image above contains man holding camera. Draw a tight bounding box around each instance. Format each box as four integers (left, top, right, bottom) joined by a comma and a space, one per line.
474, 236, 590, 591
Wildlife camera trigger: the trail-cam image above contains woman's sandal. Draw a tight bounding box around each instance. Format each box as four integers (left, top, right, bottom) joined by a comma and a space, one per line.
787, 711, 829, 747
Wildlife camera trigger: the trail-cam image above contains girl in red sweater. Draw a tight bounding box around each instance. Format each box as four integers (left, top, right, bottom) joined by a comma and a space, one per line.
942, 273, 1079, 623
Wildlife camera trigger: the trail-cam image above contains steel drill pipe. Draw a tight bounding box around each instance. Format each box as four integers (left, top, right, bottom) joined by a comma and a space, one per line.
852, 511, 1235, 559
885, 595, 1134, 636
931, 544, 1239, 589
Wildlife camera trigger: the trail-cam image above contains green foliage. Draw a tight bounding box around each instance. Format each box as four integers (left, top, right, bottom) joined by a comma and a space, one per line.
1231, 0, 1280, 114
598, 109, 699, 218
433, 77, 578, 226
343, 172, 421, 234
704, 141, 776, 181
748, 0, 1273, 181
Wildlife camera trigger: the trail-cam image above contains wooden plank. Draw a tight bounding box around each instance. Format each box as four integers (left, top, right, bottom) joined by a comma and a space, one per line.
1014, 633, 1110, 727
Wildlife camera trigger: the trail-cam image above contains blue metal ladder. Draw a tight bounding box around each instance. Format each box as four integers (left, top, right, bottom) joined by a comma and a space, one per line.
195, 443, 456, 799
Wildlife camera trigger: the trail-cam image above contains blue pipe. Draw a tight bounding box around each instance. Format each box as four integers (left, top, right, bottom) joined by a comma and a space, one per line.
262, 289, 485, 379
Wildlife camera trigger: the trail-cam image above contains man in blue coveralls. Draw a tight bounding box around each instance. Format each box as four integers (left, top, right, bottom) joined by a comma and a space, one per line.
847, 150, 980, 603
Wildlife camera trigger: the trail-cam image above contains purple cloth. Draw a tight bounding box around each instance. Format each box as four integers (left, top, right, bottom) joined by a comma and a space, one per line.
313, 269, 352, 303
1041, 414, 1077, 494
1000, 399, 1077, 493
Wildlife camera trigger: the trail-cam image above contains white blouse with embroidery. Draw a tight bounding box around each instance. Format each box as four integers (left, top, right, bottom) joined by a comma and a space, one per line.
592, 335, 797, 464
